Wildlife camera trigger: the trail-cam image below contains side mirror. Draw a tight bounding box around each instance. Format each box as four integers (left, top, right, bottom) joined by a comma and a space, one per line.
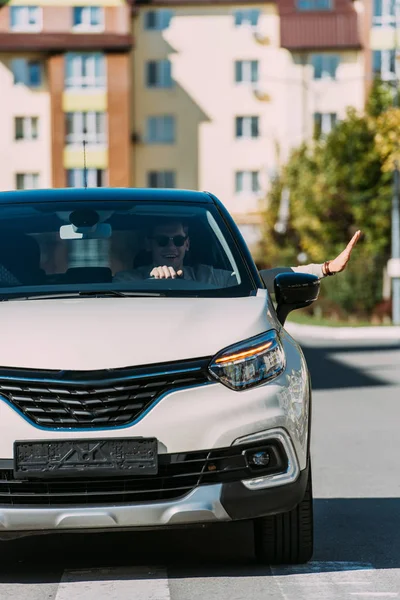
274, 273, 320, 326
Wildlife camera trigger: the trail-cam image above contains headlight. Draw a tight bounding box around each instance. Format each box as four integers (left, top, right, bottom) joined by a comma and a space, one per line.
208, 330, 285, 391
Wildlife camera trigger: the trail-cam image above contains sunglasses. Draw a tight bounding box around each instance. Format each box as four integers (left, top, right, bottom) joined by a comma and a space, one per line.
152, 235, 188, 248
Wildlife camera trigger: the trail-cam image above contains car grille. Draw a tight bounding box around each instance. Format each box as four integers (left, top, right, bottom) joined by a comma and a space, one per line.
0, 359, 211, 429
0, 441, 288, 507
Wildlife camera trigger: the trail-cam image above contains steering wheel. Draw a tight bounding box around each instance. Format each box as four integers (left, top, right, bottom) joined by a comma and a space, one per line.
145, 277, 218, 290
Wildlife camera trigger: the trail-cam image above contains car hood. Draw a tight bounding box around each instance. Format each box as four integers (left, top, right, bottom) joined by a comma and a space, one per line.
0, 293, 276, 370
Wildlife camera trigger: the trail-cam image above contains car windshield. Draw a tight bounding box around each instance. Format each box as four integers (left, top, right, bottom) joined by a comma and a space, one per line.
0, 197, 255, 299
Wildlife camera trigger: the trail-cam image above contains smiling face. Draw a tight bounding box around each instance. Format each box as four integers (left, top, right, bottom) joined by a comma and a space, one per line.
147, 221, 190, 271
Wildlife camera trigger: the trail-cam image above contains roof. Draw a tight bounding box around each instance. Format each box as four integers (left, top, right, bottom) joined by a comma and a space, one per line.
0, 188, 213, 205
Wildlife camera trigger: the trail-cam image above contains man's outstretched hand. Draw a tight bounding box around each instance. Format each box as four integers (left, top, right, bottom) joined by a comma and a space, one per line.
150, 266, 183, 279
326, 230, 362, 275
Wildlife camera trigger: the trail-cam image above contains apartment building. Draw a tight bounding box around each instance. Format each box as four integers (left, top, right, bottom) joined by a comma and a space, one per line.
367, 0, 397, 85
130, 0, 364, 246
0, 0, 132, 192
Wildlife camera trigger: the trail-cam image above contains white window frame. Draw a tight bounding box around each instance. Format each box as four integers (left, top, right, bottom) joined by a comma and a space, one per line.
235, 60, 259, 83
235, 171, 260, 194
144, 9, 173, 31
145, 60, 173, 88
235, 116, 259, 139
314, 112, 337, 136
12, 59, 42, 87
66, 112, 107, 145
66, 168, 106, 188
234, 9, 260, 27
311, 54, 340, 80
15, 117, 39, 141
15, 173, 40, 190
147, 171, 176, 188
373, 49, 396, 80
72, 7, 105, 32
10, 6, 42, 32
372, 0, 396, 26
146, 116, 176, 144
65, 53, 106, 89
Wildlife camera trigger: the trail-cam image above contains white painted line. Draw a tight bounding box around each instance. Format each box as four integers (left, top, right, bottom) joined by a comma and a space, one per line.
350, 594, 399, 597
55, 566, 170, 600
271, 561, 376, 600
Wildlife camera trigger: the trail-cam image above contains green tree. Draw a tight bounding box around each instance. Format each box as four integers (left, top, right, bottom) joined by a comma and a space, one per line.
258, 79, 393, 319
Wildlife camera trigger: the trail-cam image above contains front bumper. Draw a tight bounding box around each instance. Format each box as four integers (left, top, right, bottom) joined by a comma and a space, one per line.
0, 466, 309, 540
0, 427, 309, 539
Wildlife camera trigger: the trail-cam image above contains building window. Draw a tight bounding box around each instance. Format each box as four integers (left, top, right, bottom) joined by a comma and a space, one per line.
373, 49, 396, 80
65, 53, 106, 89
146, 116, 175, 144
66, 112, 107, 145
12, 59, 42, 87
144, 9, 173, 30
234, 9, 260, 27
235, 60, 259, 83
311, 54, 340, 79
235, 116, 259, 139
68, 239, 109, 269
67, 169, 106, 188
314, 113, 337, 138
235, 171, 260, 194
15, 173, 39, 190
297, 0, 332, 9
145, 60, 173, 88
15, 117, 39, 141
10, 6, 41, 31
73, 7, 104, 30
373, 0, 396, 26
147, 171, 176, 188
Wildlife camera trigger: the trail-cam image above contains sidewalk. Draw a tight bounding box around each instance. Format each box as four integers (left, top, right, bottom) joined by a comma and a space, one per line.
285, 321, 400, 341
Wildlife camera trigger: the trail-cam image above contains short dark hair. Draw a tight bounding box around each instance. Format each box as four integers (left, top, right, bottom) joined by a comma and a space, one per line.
146, 218, 189, 238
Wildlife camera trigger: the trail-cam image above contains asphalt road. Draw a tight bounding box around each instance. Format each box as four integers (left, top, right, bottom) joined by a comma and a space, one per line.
1, 333, 400, 600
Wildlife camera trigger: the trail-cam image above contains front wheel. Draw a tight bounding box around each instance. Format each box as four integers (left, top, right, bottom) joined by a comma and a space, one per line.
253, 466, 313, 565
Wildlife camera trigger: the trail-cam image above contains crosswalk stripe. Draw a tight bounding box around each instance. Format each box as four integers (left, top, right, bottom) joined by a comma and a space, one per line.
270, 562, 378, 600
54, 566, 171, 600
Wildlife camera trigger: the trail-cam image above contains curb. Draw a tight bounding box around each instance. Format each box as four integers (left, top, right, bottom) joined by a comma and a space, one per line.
285, 321, 400, 341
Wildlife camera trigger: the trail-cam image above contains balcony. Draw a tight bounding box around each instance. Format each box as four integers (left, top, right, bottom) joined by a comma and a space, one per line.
0, 32, 132, 52
280, 12, 361, 50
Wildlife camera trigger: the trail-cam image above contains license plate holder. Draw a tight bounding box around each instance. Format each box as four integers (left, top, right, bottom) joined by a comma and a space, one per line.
13, 437, 158, 479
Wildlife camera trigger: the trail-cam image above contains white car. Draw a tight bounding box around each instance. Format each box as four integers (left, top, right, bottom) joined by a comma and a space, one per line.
0, 188, 319, 564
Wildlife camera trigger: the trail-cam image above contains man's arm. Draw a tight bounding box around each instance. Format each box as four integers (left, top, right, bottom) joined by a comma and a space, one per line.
259, 230, 361, 295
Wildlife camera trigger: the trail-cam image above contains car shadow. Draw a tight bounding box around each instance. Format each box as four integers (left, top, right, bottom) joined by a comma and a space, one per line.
300, 343, 400, 390
1, 497, 400, 581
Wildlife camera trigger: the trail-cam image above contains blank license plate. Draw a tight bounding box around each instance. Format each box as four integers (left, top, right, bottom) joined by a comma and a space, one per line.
13, 437, 158, 479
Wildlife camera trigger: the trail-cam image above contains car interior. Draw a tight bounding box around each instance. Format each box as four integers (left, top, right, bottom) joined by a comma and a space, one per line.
0, 212, 237, 288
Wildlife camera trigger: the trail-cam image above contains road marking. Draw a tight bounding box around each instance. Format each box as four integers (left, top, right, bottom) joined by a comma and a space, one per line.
271, 561, 377, 600
55, 566, 170, 600
350, 594, 399, 597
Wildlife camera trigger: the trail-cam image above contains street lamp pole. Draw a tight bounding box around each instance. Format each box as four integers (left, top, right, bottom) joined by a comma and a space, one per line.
390, 0, 400, 325
391, 163, 400, 324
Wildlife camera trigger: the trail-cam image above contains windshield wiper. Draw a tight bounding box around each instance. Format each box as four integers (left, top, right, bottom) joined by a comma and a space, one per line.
78, 290, 165, 298
3, 290, 165, 301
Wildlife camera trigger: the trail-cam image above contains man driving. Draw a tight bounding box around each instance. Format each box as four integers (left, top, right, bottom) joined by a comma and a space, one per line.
113, 218, 237, 287
113, 217, 361, 291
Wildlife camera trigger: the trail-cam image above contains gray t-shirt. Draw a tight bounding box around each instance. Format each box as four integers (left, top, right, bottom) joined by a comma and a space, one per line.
114, 264, 238, 287
114, 262, 325, 293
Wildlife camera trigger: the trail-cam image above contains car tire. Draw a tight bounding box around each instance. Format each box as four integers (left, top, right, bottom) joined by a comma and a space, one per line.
253, 465, 313, 565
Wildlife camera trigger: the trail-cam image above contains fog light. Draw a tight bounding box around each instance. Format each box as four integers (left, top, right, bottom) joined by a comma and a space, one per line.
249, 450, 270, 467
